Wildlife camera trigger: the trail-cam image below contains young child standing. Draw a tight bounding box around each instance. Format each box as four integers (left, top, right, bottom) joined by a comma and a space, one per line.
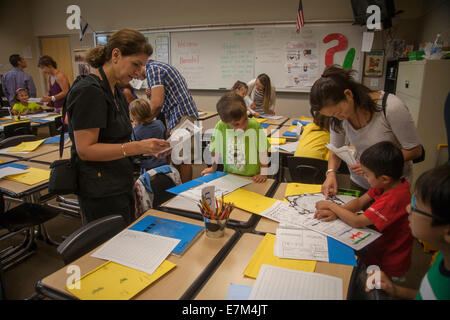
12, 88, 42, 115
129, 98, 168, 171
366, 165, 450, 299
314, 141, 413, 277
294, 113, 331, 160
232, 80, 258, 117
201, 92, 270, 183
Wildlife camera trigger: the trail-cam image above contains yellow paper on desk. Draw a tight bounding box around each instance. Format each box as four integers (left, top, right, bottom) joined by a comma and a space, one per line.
285, 183, 322, 197
254, 118, 268, 123
66, 260, 176, 300
4, 167, 50, 185
244, 233, 316, 279
224, 189, 277, 214
267, 137, 286, 145
8, 139, 46, 152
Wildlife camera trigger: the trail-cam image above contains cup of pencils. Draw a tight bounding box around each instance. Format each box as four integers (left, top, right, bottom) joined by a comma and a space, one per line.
198, 194, 233, 238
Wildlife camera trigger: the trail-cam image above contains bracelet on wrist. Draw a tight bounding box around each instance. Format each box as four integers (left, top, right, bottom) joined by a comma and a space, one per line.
326, 169, 337, 175
121, 143, 127, 157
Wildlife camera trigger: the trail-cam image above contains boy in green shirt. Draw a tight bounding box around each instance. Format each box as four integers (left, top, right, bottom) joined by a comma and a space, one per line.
12, 88, 42, 115
366, 165, 450, 300
201, 92, 270, 183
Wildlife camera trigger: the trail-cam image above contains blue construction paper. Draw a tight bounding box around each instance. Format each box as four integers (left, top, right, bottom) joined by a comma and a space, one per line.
226, 283, 253, 300
0, 163, 28, 170
129, 215, 204, 255
31, 119, 52, 123
282, 131, 297, 137
153, 165, 172, 174
292, 120, 313, 126
43, 133, 69, 144
327, 236, 357, 266
259, 123, 269, 129
166, 171, 227, 194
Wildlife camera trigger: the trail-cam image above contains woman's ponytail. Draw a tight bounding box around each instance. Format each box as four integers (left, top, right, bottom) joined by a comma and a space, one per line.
85, 46, 108, 69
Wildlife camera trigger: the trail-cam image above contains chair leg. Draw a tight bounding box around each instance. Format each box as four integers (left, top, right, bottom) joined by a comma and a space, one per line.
39, 224, 60, 246
0, 229, 36, 271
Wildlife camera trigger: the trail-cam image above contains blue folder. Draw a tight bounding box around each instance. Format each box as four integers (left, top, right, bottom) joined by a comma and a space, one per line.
327, 237, 357, 266
129, 215, 204, 256
282, 131, 297, 137
166, 171, 227, 194
0, 163, 28, 170
292, 120, 312, 126
259, 123, 269, 129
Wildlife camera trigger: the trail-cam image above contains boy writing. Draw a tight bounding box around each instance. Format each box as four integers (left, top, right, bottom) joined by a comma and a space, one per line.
201, 92, 270, 183
314, 141, 413, 277
366, 165, 450, 299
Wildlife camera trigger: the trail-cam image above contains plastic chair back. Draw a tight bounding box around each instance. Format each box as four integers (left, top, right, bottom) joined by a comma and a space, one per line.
286, 156, 328, 184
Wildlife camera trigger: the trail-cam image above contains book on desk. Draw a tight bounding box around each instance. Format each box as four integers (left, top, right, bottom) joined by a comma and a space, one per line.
129, 215, 204, 256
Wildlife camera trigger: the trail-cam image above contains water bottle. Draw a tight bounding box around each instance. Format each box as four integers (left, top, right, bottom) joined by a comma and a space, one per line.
430, 34, 443, 56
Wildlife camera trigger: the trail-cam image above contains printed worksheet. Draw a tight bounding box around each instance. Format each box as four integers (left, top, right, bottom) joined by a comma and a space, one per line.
274, 225, 328, 262
326, 143, 357, 166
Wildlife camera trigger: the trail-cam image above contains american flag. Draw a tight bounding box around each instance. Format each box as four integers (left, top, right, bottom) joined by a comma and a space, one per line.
296, 0, 305, 33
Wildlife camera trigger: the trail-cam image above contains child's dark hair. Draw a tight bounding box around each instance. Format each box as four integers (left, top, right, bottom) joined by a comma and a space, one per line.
38, 55, 57, 69
232, 80, 248, 91
129, 98, 153, 125
310, 65, 381, 133
414, 165, 450, 226
360, 141, 404, 180
14, 88, 28, 102
216, 92, 247, 123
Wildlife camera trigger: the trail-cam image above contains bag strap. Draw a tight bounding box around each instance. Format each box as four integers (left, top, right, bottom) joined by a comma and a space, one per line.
381, 92, 389, 118
58, 96, 68, 158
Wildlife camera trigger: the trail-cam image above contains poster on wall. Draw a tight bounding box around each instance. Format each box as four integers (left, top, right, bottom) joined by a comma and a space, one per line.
284, 40, 319, 88
73, 48, 95, 77
364, 50, 384, 77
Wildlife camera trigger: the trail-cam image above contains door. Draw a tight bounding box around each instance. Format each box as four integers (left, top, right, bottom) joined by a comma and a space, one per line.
40, 37, 74, 92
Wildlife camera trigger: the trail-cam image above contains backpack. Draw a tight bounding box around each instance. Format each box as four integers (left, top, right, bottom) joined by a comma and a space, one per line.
381, 93, 425, 164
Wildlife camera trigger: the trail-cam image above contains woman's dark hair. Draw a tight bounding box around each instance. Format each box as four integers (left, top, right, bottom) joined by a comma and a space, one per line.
312, 112, 331, 131
414, 164, 450, 226
310, 65, 380, 132
216, 92, 247, 123
86, 28, 153, 68
360, 141, 404, 180
256, 73, 272, 113
38, 55, 57, 69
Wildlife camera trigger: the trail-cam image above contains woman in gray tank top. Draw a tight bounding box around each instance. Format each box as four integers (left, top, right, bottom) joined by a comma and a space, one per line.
309, 65, 422, 196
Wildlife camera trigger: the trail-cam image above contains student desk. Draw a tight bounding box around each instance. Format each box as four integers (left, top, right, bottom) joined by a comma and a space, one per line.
255, 116, 289, 126
35, 209, 240, 300
28, 146, 71, 164
195, 233, 353, 299
159, 176, 277, 229
0, 156, 17, 165
196, 110, 219, 134
0, 144, 61, 162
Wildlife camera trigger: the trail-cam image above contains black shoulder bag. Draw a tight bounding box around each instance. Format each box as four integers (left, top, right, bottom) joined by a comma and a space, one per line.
382, 93, 425, 164
47, 77, 86, 195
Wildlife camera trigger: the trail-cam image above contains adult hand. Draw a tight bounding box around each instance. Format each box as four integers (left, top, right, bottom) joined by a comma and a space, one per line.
41, 96, 51, 103
140, 138, 170, 156
201, 167, 215, 176
252, 174, 267, 183
365, 269, 394, 296
349, 162, 364, 176
145, 87, 151, 99
250, 103, 257, 110
314, 209, 337, 222
321, 173, 338, 199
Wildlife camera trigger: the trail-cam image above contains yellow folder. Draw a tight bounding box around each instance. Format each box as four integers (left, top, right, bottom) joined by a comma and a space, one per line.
254, 118, 268, 123
224, 188, 277, 214
243, 233, 316, 279
8, 139, 45, 152
267, 137, 286, 145
66, 260, 176, 300
4, 167, 50, 185
285, 183, 322, 197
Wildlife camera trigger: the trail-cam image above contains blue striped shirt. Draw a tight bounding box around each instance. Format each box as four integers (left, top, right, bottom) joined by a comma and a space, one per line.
1, 68, 37, 106
145, 60, 198, 130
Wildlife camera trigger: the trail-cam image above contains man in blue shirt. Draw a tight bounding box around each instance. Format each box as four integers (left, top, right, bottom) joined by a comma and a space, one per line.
145, 60, 199, 182
2, 54, 37, 106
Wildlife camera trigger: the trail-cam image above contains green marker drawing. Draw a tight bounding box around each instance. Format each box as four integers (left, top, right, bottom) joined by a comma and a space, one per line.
353, 233, 372, 245
92, 287, 104, 294
120, 278, 128, 284
343, 48, 355, 70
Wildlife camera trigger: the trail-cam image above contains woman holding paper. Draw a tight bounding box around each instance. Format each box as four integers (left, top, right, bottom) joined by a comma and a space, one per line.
65, 29, 170, 224
309, 65, 422, 196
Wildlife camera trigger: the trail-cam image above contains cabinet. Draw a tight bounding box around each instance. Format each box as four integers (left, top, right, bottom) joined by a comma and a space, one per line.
384, 58, 408, 94
395, 60, 450, 185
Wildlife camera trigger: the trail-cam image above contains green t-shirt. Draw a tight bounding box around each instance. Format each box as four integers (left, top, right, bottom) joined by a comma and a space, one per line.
12, 102, 41, 113
416, 252, 450, 300
210, 118, 270, 176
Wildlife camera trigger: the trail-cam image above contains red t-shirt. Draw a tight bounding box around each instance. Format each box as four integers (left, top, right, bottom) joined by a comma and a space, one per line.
362, 179, 414, 277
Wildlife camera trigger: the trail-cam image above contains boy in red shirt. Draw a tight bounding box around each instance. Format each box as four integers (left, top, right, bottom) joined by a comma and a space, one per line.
314, 141, 413, 277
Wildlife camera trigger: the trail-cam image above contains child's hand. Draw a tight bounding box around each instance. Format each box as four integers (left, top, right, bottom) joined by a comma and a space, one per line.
250, 103, 257, 110
365, 269, 395, 296
252, 174, 267, 183
315, 200, 333, 210
314, 209, 337, 221
254, 112, 260, 118
349, 162, 364, 176
201, 167, 215, 176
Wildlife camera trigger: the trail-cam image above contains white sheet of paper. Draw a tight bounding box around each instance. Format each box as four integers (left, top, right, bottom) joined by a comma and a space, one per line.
362, 32, 375, 52
91, 229, 180, 275
249, 264, 343, 300
0, 147, 29, 154
27, 98, 42, 103
164, 194, 201, 213
157, 119, 201, 155
326, 144, 357, 166
259, 114, 283, 120
276, 140, 300, 153
274, 225, 329, 262
0, 167, 29, 179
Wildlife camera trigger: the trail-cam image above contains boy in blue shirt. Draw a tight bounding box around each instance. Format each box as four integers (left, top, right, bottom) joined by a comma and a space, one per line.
366, 165, 450, 299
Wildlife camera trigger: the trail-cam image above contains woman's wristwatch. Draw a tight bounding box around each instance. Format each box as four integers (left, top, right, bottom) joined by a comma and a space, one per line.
326, 169, 337, 175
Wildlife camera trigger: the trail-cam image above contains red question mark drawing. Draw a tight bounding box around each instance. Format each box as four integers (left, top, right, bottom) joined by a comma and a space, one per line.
323, 33, 348, 66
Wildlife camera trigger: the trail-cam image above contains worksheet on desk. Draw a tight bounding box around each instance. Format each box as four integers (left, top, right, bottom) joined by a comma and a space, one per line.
249, 264, 342, 300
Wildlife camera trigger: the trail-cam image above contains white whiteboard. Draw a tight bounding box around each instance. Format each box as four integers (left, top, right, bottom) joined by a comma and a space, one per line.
170, 29, 254, 90
254, 24, 364, 92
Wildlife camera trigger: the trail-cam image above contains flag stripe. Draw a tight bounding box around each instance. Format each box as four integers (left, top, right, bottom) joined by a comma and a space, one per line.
296, 0, 305, 32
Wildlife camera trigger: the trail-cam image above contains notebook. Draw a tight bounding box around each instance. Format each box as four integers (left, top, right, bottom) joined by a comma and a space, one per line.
129, 215, 204, 256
